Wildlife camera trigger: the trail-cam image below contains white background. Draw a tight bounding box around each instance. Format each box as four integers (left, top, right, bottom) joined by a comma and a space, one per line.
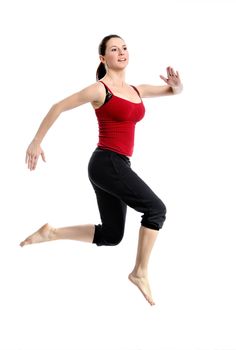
1, 0, 236, 349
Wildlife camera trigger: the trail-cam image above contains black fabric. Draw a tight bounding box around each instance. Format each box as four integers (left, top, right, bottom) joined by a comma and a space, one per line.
88, 147, 167, 246
130, 85, 141, 96
104, 85, 113, 105
100, 81, 141, 106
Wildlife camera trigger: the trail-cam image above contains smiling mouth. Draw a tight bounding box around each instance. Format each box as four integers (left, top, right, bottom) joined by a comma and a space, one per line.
118, 58, 126, 62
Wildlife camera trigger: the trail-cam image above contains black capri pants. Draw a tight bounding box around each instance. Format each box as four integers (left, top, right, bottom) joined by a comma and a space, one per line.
88, 147, 166, 246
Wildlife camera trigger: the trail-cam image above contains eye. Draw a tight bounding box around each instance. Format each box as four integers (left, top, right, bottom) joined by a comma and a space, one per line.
111, 48, 117, 52
123, 47, 127, 50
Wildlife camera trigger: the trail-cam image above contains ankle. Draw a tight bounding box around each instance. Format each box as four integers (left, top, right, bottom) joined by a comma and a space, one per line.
131, 267, 148, 278
50, 226, 58, 240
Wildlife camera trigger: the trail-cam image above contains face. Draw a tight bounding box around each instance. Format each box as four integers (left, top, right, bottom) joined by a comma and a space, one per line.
100, 37, 129, 70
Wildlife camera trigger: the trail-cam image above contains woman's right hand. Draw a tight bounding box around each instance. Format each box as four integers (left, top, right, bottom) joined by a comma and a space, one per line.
25, 140, 46, 171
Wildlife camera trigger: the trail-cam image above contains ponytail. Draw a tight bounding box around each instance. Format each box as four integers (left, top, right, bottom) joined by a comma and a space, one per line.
96, 62, 106, 81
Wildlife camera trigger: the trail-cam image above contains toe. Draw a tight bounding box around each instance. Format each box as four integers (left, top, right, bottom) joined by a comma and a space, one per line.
146, 295, 153, 306
20, 238, 31, 247
149, 297, 155, 306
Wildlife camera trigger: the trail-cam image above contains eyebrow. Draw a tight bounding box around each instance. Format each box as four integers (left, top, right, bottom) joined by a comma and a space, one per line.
109, 45, 127, 49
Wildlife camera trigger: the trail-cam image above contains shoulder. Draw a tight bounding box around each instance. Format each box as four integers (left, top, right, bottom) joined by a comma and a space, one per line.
54, 82, 106, 112
80, 81, 104, 98
75, 81, 105, 105
87, 81, 106, 109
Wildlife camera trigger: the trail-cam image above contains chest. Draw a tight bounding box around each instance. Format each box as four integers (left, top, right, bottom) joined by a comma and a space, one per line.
96, 96, 145, 123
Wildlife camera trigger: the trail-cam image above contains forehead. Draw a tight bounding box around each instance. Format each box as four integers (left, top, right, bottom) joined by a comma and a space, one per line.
107, 37, 126, 48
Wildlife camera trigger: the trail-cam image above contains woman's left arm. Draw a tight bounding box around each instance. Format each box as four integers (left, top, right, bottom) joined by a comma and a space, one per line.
137, 66, 183, 98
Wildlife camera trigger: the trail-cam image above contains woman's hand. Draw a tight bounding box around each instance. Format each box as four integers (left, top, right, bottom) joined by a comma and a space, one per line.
160, 66, 182, 93
25, 140, 46, 171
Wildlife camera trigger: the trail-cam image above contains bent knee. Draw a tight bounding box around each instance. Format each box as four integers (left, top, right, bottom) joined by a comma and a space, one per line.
159, 201, 167, 216
93, 224, 124, 246
141, 199, 167, 230
107, 233, 124, 246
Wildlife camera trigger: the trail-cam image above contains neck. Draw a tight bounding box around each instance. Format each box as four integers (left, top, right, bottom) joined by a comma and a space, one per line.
105, 70, 126, 88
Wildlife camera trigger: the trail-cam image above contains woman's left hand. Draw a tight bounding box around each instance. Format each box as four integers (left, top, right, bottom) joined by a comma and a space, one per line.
160, 66, 182, 88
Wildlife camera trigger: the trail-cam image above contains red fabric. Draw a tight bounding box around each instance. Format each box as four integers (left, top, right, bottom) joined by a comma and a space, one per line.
95, 83, 145, 157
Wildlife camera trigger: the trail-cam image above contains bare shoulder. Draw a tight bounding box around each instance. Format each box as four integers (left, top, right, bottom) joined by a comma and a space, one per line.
90, 81, 106, 109
80, 81, 105, 106
78, 81, 104, 101
55, 82, 105, 113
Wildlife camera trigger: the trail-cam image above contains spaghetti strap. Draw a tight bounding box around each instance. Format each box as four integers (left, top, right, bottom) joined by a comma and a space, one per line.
99, 81, 113, 106
100, 81, 140, 97
99, 80, 113, 94
131, 85, 141, 97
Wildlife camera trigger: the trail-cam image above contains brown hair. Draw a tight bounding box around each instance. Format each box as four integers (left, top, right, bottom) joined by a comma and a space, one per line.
96, 34, 123, 81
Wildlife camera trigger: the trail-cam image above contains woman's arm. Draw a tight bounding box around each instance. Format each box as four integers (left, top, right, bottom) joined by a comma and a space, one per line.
26, 82, 103, 171
137, 66, 183, 98
33, 83, 102, 143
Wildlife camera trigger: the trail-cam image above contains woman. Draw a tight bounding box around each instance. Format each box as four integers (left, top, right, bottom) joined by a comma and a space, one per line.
20, 34, 183, 306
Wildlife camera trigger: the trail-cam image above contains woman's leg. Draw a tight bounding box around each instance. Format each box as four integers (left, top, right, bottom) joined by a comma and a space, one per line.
89, 150, 166, 305
20, 180, 127, 248
90, 182, 127, 246
20, 223, 95, 247
129, 226, 158, 306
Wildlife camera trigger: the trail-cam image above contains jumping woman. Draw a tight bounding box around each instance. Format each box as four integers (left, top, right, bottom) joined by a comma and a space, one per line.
20, 34, 183, 306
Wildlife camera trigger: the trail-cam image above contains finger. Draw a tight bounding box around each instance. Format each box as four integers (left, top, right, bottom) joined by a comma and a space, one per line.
34, 158, 39, 170
167, 66, 171, 76
31, 161, 36, 171
41, 151, 46, 162
160, 75, 168, 83
171, 69, 175, 77
32, 156, 38, 170
28, 156, 32, 170
26, 152, 33, 166
27, 152, 32, 169
29, 155, 35, 171
25, 152, 28, 164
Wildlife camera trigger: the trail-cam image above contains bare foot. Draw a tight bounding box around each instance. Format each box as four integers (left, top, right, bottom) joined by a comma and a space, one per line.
128, 273, 155, 306
20, 223, 56, 247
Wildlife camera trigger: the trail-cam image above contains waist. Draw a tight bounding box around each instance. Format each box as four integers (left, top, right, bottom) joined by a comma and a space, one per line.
97, 124, 135, 157
96, 146, 131, 162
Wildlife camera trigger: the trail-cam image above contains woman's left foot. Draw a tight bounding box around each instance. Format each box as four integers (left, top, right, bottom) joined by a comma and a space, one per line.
128, 273, 155, 306
20, 223, 56, 247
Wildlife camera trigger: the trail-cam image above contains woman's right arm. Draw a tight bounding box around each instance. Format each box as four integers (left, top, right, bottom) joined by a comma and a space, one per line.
26, 82, 103, 171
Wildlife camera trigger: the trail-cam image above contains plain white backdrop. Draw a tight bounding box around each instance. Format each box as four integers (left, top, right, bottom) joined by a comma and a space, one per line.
1, 0, 236, 349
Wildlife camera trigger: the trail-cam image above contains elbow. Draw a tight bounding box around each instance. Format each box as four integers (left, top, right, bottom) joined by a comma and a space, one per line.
51, 102, 63, 115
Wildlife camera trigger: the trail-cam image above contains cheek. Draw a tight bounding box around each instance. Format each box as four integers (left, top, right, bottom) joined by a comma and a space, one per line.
106, 54, 117, 65
108, 54, 115, 61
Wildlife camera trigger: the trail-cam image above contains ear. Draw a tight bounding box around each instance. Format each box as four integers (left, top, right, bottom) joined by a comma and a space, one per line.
99, 55, 106, 64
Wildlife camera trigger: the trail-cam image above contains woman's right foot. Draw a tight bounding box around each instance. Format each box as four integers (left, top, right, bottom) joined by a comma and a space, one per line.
128, 272, 155, 306
20, 223, 56, 247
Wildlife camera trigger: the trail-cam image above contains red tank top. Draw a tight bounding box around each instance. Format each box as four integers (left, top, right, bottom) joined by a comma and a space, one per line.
95, 81, 145, 157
